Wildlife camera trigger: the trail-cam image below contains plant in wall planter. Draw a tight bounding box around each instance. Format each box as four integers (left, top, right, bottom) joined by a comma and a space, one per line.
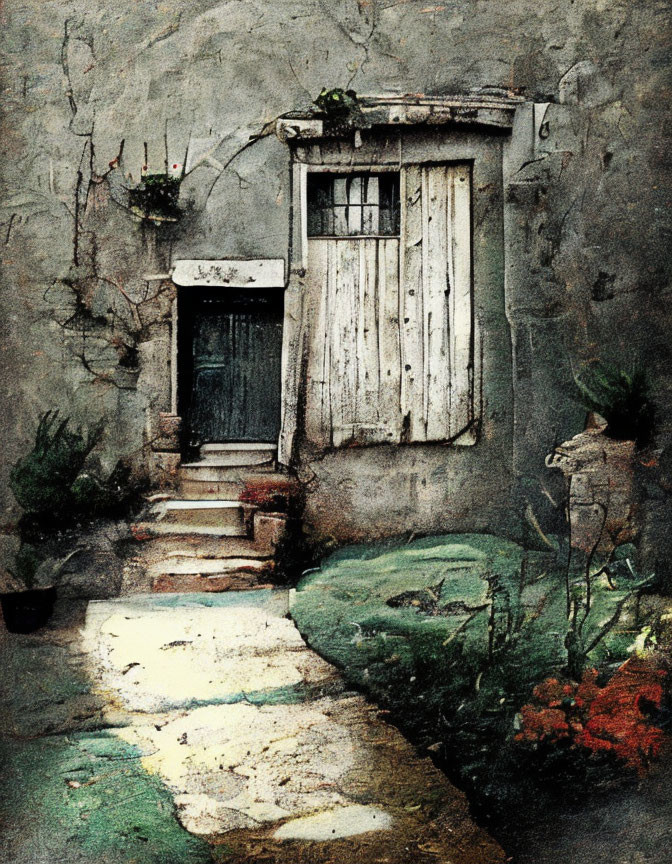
313, 87, 362, 132
128, 164, 183, 223
573, 364, 654, 447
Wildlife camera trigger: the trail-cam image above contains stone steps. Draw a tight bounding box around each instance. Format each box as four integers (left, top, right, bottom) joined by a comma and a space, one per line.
132, 511, 287, 593
177, 471, 275, 501
182, 442, 277, 469
159, 500, 246, 531
135, 443, 287, 595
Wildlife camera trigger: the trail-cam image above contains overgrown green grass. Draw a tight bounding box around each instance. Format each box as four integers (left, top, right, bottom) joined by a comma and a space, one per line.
292, 534, 645, 813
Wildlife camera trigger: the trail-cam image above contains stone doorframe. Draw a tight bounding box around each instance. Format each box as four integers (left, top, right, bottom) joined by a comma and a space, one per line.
149, 258, 286, 470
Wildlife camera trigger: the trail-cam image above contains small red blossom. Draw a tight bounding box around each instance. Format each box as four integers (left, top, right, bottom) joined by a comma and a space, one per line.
532, 677, 567, 707
516, 705, 570, 744
517, 658, 668, 776
239, 477, 301, 512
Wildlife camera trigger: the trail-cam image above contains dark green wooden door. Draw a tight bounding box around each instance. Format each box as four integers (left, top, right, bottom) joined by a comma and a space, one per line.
185, 291, 283, 444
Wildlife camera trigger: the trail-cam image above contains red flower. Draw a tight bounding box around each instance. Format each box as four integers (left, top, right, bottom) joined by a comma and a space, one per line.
516, 705, 570, 743
532, 677, 570, 708
517, 658, 668, 775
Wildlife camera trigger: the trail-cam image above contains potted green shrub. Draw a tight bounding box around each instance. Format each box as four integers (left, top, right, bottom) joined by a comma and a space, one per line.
10, 410, 103, 526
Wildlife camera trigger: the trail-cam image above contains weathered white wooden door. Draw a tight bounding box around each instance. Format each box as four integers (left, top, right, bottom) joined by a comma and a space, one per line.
294, 162, 475, 452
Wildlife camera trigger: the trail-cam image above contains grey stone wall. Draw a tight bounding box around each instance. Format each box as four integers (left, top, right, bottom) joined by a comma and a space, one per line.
1, 1, 670, 549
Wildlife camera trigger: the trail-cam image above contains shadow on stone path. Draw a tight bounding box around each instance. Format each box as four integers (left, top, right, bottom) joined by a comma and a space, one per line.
1, 590, 506, 863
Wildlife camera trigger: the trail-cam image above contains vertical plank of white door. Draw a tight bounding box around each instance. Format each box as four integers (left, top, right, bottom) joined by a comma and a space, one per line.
449, 163, 473, 438
377, 238, 402, 442
400, 165, 426, 440
358, 240, 381, 428
330, 240, 360, 445
304, 239, 330, 447
424, 165, 451, 440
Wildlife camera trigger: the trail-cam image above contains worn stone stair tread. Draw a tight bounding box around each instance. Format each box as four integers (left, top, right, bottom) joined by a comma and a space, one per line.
149, 557, 269, 576
135, 535, 274, 560
134, 522, 247, 538
164, 500, 242, 510
177, 472, 275, 495
181, 458, 274, 469
153, 499, 246, 530
161, 547, 270, 559
200, 442, 278, 452
151, 572, 273, 593
179, 464, 276, 474
181, 444, 278, 469
176, 485, 242, 501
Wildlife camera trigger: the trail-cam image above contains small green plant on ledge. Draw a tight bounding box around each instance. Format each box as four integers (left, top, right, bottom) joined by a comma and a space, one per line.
128, 172, 181, 222
314, 87, 361, 124
574, 362, 655, 446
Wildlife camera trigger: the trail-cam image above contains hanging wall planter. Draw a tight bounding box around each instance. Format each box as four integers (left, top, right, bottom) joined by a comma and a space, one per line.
128, 173, 182, 223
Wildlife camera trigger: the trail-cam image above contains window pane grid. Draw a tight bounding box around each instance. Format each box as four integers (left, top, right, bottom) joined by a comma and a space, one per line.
307, 172, 400, 237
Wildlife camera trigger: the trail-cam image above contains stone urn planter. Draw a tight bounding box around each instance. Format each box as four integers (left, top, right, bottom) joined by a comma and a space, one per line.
546, 413, 639, 557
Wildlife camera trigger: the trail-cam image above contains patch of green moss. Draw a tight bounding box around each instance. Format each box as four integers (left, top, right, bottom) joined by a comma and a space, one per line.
0, 731, 211, 864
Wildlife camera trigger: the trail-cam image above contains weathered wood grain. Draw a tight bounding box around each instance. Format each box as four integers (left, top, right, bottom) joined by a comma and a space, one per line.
400, 164, 425, 441
293, 163, 474, 454
448, 163, 473, 438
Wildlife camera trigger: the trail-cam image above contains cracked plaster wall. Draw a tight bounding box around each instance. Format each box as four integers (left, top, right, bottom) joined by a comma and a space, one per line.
0, 1, 670, 549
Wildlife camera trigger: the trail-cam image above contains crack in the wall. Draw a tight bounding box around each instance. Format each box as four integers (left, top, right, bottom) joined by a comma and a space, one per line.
126, 12, 183, 68
200, 118, 280, 206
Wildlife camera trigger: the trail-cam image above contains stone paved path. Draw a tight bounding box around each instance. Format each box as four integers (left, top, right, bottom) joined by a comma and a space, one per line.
80, 590, 506, 863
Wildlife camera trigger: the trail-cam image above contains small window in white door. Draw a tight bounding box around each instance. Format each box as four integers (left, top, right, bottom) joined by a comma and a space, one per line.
307, 172, 400, 237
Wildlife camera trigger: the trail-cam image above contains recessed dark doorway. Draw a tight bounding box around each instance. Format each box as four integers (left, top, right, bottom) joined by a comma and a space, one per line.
177, 289, 283, 449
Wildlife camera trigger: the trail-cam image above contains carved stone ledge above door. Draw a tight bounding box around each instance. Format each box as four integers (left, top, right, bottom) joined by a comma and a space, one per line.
171, 259, 285, 289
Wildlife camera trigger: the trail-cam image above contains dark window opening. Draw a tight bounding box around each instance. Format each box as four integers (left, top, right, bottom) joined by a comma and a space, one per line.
307, 172, 400, 237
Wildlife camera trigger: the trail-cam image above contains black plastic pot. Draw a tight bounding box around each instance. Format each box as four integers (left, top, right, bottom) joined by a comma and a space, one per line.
1, 587, 56, 633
